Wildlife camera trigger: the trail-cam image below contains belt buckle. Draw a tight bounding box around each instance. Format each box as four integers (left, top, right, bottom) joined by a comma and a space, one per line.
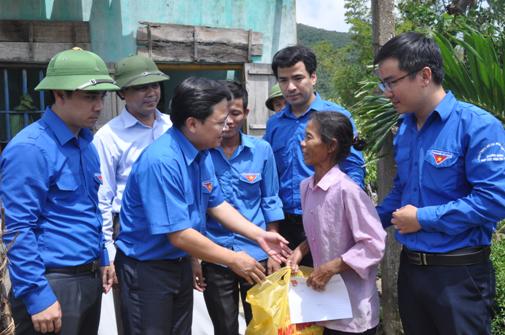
410, 251, 428, 266
91, 260, 99, 272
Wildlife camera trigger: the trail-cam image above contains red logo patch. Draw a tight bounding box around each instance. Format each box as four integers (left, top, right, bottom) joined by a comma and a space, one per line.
202, 181, 213, 192
431, 150, 452, 165
245, 174, 257, 182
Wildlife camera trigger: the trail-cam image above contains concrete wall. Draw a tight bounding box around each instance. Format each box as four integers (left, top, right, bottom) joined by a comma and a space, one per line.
0, 0, 297, 63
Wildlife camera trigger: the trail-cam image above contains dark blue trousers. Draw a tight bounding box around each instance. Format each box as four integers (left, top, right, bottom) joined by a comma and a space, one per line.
115, 250, 193, 335
9, 271, 102, 335
398, 252, 495, 335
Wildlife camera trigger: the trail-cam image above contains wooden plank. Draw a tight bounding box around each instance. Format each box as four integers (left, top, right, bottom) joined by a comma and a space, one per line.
0, 20, 89, 43
0, 42, 91, 63
136, 23, 263, 62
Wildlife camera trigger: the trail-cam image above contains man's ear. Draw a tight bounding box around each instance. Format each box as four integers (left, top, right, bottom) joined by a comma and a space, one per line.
184, 116, 199, 134
420, 66, 433, 86
311, 72, 317, 87
53, 90, 65, 103
244, 108, 250, 117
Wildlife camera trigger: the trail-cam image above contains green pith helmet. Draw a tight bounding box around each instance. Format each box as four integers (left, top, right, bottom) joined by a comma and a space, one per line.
35, 47, 119, 91
265, 83, 284, 110
114, 55, 169, 89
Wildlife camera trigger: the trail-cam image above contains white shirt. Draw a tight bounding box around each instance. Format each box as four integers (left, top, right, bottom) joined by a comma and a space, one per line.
93, 108, 172, 260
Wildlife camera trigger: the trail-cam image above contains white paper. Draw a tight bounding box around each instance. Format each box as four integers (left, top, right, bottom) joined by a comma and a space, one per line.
288, 274, 352, 324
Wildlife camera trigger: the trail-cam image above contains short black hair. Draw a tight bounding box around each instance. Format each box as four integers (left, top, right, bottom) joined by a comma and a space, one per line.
310, 112, 365, 164
223, 80, 248, 109
271, 45, 317, 78
170, 77, 231, 129
374, 32, 444, 85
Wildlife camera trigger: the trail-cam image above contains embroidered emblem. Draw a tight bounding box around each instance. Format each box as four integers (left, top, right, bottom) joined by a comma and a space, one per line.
202, 181, 213, 192
477, 142, 505, 162
431, 150, 453, 165
242, 173, 259, 182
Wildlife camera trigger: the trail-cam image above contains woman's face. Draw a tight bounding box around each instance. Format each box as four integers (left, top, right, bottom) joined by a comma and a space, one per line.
300, 120, 334, 166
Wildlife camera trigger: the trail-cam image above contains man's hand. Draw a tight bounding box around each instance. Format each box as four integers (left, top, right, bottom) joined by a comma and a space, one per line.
267, 257, 281, 275
31, 301, 62, 334
191, 257, 206, 292
228, 251, 266, 285
391, 205, 421, 234
307, 258, 348, 292
256, 231, 291, 264
101, 265, 117, 294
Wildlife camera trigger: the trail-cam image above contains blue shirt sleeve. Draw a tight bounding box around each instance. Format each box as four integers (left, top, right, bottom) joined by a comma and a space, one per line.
417, 115, 505, 234
376, 173, 403, 228
259, 142, 284, 223
1, 143, 57, 315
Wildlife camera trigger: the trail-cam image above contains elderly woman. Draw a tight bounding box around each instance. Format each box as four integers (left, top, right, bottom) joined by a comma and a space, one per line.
288, 112, 386, 335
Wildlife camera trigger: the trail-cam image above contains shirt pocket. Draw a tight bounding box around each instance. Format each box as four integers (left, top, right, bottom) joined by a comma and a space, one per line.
54, 170, 80, 200
237, 173, 263, 202
423, 148, 464, 192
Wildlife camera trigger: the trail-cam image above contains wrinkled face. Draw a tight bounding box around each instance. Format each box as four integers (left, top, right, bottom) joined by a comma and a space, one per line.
193, 98, 229, 150
58, 90, 106, 133
377, 58, 423, 115
271, 96, 286, 112
277, 61, 317, 110
300, 120, 333, 167
121, 82, 161, 118
222, 98, 248, 139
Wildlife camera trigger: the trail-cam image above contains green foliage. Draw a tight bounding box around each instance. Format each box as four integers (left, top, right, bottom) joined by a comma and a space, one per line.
492, 222, 505, 335
297, 24, 351, 50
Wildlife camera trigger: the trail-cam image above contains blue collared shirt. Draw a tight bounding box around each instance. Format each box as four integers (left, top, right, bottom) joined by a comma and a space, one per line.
377, 91, 505, 253
116, 127, 224, 261
263, 93, 366, 214
1, 107, 108, 315
207, 133, 284, 261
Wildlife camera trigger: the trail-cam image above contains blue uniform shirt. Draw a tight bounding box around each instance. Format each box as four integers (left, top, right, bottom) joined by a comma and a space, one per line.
207, 133, 284, 261
116, 127, 224, 261
1, 107, 108, 315
377, 92, 505, 253
264, 93, 366, 214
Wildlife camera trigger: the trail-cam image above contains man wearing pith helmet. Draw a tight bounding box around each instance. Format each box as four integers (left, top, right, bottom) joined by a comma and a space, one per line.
93, 54, 171, 334
1, 47, 119, 335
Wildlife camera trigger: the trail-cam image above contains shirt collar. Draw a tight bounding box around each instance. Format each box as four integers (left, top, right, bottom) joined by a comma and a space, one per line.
120, 107, 165, 129
41, 107, 92, 145
433, 91, 456, 122
170, 127, 202, 166
403, 90, 455, 127
279, 92, 323, 119
240, 132, 254, 149
309, 165, 344, 191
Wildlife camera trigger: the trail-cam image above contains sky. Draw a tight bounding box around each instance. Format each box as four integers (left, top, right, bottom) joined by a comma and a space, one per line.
296, 0, 351, 32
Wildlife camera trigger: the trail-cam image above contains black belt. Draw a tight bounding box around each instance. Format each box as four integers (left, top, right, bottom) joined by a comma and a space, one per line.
46, 260, 99, 274
403, 246, 490, 266
284, 212, 303, 225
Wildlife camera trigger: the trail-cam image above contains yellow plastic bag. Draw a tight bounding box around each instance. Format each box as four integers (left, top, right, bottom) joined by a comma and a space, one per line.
246, 266, 324, 335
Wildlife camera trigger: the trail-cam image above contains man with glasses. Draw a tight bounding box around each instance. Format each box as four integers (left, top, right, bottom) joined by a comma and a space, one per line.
114, 77, 290, 334
93, 54, 172, 334
1, 47, 119, 334
376, 32, 505, 335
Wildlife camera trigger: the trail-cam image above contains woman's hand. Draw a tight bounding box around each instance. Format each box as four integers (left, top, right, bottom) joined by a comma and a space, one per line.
307, 257, 348, 291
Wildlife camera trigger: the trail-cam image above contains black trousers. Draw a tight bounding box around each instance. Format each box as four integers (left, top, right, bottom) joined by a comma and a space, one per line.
201, 260, 266, 335
9, 271, 102, 335
398, 253, 495, 335
115, 250, 193, 335
279, 216, 313, 267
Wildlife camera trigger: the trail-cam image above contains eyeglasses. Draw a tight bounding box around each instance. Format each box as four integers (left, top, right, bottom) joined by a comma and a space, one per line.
378, 70, 419, 92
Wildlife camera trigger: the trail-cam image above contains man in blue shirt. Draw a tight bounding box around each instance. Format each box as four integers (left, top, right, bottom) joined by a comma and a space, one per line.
375, 32, 505, 335
264, 45, 365, 266
1, 48, 119, 335
195, 81, 284, 334
114, 77, 290, 334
